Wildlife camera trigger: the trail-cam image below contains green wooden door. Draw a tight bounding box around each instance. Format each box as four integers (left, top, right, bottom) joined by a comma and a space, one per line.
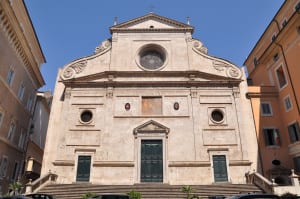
141, 140, 163, 182
76, 155, 91, 182
213, 155, 228, 182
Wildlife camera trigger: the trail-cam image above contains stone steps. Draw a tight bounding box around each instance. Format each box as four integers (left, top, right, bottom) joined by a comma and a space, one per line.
37, 183, 262, 199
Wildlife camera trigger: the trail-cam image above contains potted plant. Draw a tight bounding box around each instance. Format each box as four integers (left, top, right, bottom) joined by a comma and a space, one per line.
181, 185, 194, 199
127, 189, 142, 199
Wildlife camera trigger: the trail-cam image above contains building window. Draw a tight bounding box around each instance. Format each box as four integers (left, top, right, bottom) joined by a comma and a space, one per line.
18, 129, 26, 149
294, 156, 300, 173
288, 122, 300, 144
271, 34, 277, 42
0, 111, 3, 128
138, 44, 167, 71
253, 57, 258, 67
261, 102, 273, 116
281, 19, 287, 28
273, 53, 279, 62
275, 65, 287, 89
295, 1, 300, 11
211, 109, 225, 123
142, 96, 162, 115
26, 94, 34, 111
0, 156, 8, 178
6, 68, 15, 86
284, 95, 293, 112
263, 128, 281, 146
17, 83, 25, 101
80, 110, 93, 124
11, 162, 19, 181
7, 122, 16, 141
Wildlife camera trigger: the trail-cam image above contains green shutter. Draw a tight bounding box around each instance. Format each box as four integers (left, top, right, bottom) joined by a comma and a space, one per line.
288, 124, 297, 143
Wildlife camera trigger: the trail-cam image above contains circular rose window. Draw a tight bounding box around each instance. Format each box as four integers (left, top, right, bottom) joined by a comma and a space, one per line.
137, 44, 167, 70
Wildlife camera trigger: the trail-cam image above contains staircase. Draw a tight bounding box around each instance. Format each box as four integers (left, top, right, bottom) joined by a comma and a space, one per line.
37, 183, 262, 199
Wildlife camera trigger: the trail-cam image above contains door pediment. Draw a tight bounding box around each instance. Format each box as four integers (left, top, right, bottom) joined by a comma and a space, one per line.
133, 120, 170, 138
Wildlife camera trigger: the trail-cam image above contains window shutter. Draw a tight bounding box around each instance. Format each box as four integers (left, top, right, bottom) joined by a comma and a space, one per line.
263, 129, 270, 145
275, 129, 281, 145
288, 125, 296, 143
296, 122, 300, 140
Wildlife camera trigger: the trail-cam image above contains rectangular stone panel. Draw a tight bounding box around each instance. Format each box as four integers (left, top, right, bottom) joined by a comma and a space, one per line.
163, 96, 189, 116
202, 129, 237, 146
66, 130, 100, 146
199, 95, 232, 104
114, 96, 140, 116
71, 95, 104, 105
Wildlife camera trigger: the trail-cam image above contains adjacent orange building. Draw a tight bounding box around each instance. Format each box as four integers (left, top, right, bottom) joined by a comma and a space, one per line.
244, 0, 300, 185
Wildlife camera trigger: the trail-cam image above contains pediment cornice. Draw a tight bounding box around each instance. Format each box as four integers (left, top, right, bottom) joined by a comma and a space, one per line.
133, 120, 170, 138
110, 13, 194, 34
61, 70, 242, 88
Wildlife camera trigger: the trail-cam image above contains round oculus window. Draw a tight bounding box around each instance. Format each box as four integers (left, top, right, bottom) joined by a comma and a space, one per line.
138, 45, 166, 70
80, 110, 93, 123
211, 109, 224, 123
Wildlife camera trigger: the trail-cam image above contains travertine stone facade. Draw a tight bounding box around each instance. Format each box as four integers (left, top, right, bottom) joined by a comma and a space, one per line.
42, 13, 258, 185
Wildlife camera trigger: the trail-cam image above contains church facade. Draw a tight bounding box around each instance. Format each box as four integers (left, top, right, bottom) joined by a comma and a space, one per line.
42, 14, 259, 185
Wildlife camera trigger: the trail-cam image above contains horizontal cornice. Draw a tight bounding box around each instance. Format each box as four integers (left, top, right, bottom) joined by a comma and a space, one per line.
61, 71, 242, 88
0, 1, 45, 87
110, 28, 194, 33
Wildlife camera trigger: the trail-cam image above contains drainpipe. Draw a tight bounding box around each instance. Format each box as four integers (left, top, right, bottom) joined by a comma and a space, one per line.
272, 19, 300, 115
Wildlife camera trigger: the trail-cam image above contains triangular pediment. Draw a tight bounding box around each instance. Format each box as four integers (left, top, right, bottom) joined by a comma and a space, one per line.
110, 13, 194, 33
133, 120, 170, 137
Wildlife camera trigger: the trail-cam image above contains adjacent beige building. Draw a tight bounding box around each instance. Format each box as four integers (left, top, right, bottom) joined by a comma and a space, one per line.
42, 14, 259, 185
0, 0, 45, 194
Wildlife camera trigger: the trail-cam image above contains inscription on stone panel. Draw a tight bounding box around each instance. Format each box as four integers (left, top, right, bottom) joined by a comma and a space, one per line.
202, 129, 237, 145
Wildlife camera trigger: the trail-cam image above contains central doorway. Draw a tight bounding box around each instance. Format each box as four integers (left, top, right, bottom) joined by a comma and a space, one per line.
141, 140, 163, 182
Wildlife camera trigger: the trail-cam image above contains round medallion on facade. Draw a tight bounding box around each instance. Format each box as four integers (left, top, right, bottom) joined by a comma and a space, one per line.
210, 109, 225, 124
125, 103, 131, 111
80, 110, 93, 124
136, 44, 167, 71
174, 102, 179, 110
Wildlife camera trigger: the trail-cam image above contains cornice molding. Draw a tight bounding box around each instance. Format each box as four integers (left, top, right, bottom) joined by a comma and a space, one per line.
60, 70, 242, 88
110, 13, 194, 34
0, 1, 44, 87
110, 28, 194, 34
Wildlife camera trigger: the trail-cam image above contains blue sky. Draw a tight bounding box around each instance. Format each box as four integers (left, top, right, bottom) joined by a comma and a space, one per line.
25, 0, 284, 92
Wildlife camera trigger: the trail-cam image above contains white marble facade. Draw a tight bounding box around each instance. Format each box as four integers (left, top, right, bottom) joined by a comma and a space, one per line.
42, 13, 259, 185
